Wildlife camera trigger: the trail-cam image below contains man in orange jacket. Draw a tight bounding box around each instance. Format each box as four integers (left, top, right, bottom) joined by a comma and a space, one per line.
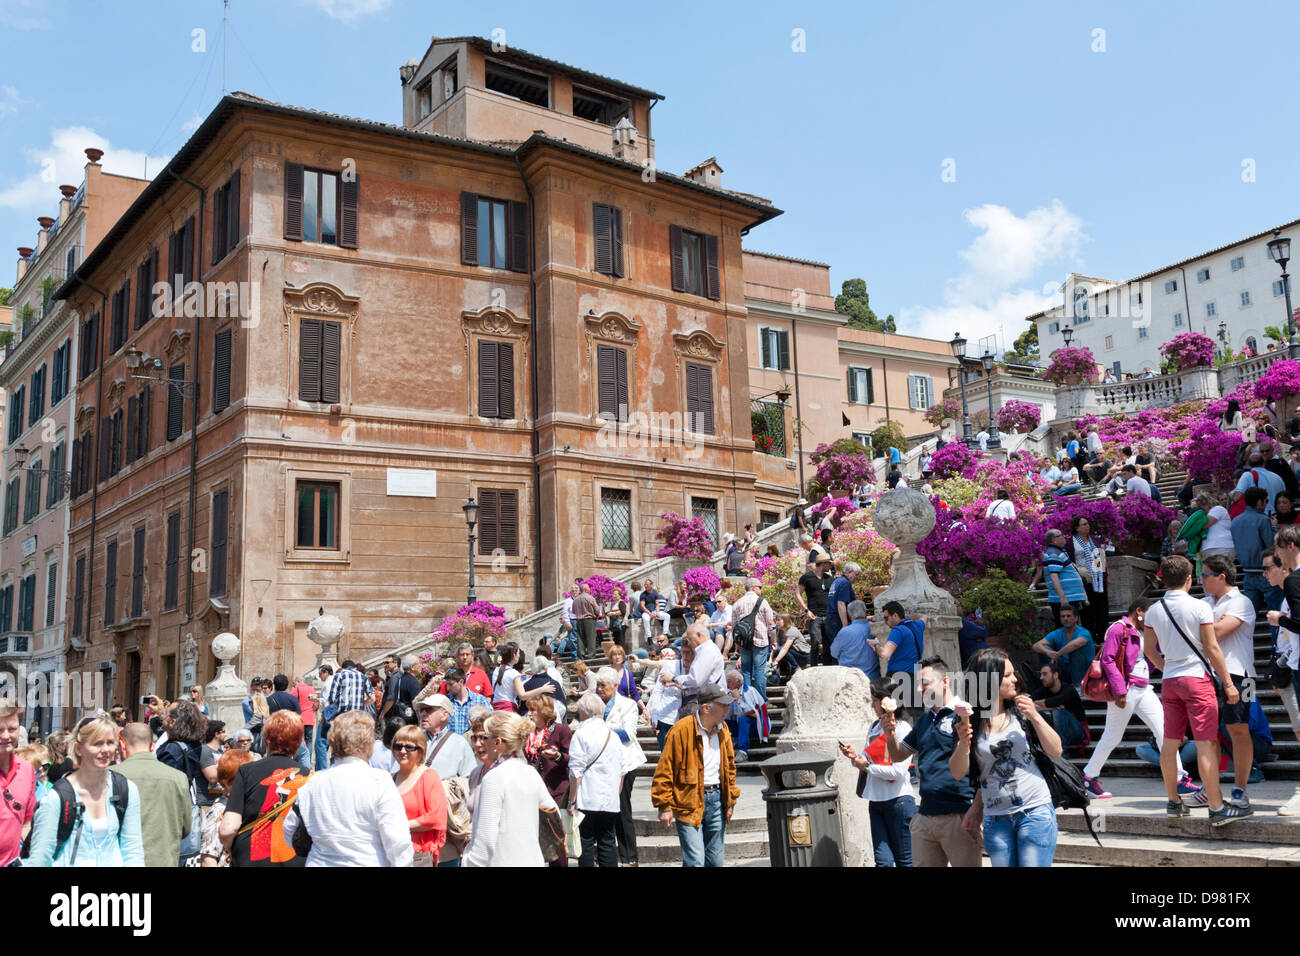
650, 684, 740, 867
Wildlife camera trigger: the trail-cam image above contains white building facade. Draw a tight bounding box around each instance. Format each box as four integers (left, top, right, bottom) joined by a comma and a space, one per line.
1029, 218, 1300, 376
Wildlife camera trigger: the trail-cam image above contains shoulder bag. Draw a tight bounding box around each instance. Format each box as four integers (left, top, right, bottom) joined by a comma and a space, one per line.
1081, 625, 1130, 703
1158, 597, 1226, 706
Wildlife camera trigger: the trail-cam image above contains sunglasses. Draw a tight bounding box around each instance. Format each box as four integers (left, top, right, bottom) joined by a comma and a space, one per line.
391, 744, 421, 754
470, 734, 497, 743
2, 788, 22, 812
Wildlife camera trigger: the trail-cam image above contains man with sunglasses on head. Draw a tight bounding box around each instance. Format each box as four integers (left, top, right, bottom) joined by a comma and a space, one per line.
0, 701, 35, 867
1201, 555, 1258, 811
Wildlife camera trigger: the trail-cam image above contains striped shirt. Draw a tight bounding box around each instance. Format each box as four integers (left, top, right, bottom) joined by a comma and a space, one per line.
448, 690, 490, 735
327, 667, 369, 713
1042, 546, 1086, 604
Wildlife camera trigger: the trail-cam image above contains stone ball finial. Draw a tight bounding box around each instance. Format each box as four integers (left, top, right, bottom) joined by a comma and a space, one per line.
871, 487, 936, 547
308, 613, 344, 649
211, 632, 240, 663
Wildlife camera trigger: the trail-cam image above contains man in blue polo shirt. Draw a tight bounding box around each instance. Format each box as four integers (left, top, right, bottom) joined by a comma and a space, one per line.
823, 562, 860, 660
882, 657, 978, 867
878, 601, 925, 682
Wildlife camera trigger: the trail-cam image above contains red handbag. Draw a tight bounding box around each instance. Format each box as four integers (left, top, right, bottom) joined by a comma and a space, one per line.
1081, 624, 1131, 703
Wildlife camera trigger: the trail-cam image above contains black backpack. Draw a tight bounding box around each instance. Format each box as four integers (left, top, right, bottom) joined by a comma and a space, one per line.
24, 770, 131, 861
733, 596, 767, 650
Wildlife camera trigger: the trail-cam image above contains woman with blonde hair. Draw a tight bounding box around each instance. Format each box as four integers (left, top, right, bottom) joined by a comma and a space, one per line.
246, 688, 271, 755
572, 659, 597, 695
462, 712, 557, 867
391, 724, 448, 867
26, 717, 144, 866
525, 694, 572, 867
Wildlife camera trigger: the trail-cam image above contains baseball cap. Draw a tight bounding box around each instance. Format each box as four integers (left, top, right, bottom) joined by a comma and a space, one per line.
418, 694, 452, 712
697, 684, 730, 706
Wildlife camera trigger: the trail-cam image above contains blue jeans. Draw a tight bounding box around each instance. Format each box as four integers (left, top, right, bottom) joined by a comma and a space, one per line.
1137, 740, 1198, 777
982, 803, 1058, 867
1045, 708, 1085, 748
548, 633, 577, 657
1053, 484, 1082, 496
295, 743, 311, 772
315, 705, 337, 770
740, 646, 768, 700
869, 794, 915, 867
677, 788, 726, 867
726, 715, 759, 753
656, 721, 674, 750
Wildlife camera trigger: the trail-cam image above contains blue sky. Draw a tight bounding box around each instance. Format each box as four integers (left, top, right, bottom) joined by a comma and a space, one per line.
2, 0, 1298, 353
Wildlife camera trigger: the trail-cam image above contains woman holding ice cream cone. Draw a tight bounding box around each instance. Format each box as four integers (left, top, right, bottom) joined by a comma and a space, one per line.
949, 648, 1060, 867
840, 677, 914, 866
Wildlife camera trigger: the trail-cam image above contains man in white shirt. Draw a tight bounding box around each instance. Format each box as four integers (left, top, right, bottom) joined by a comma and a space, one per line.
646, 649, 683, 748
416, 696, 478, 777
975, 428, 990, 452
560, 590, 575, 635
671, 623, 726, 714
1086, 426, 1103, 459
1201, 555, 1259, 810
1143, 555, 1250, 827
1122, 464, 1152, 498
1198, 493, 1235, 564
596, 667, 646, 866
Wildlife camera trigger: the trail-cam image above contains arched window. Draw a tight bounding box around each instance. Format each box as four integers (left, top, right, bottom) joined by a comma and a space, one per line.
1246, 336, 1258, 353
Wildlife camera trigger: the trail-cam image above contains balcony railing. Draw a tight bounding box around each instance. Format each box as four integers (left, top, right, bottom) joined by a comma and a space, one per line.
1220, 349, 1285, 393
750, 399, 788, 457
0, 633, 30, 656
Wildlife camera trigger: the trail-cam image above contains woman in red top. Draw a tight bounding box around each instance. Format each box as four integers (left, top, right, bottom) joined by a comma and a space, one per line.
392, 725, 448, 867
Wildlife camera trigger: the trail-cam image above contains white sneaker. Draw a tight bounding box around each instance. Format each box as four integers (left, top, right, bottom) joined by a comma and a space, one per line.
1278, 787, 1300, 817
735, 751, 748, 763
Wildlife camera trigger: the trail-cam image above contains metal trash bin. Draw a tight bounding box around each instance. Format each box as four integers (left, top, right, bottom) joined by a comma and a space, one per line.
759, 750, 843, 867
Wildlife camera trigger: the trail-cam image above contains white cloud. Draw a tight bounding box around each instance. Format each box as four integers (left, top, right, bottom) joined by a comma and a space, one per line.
898, 201, 1086, 353
308, 0, 390, 23
0, 0, 50, 30
0, 126, 171, 210
181, 112, 203, 133
0, 85, 34, 119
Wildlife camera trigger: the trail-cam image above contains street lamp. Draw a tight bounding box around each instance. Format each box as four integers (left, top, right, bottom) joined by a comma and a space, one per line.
11, 444, 71, 496
949, 332, 974, 447
1216, 320, 1229, 359
1062, 325, 1074, 347
462, 497, 479, 606
981, 350, 1002, 449
1267, 233, 1296, 360
125, 346, 197, 399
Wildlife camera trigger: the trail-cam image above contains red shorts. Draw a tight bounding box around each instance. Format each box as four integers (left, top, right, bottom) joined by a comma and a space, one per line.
1161, 675, 1219, 742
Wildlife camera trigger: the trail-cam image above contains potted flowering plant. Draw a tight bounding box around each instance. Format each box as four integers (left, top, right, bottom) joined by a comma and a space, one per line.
1043, 346, 1098, 385
414, 601, 509, 682
928, 441, 980, 479
1115, 494, 1179, 556
958, 569, 1039, 649
655, 512, 713, 563
1254, 358, 1300, 404
682, 566, 723, 603
1172, 420, 1242, 489
923, 396, 962, 428
996, 399, 1042, 434
579, 574, 628, 613
1159, 331, 1216, 371
810, 439, 876, 496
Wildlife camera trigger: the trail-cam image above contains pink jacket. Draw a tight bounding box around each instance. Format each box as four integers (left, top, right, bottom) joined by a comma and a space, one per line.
1100, 616, 1148, 696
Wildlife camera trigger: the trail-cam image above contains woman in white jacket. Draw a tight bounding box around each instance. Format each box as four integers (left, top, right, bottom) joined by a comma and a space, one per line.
462, 712, 556, 867
840, 678, 915, 867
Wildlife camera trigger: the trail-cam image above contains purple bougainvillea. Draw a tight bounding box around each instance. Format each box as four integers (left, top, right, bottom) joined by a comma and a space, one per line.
929, 441, 981, 479
1043, 346, 1098, 384
1159, 332, 1217, 371
996, 400, 1042, 434
1254, 359, 1300, 404
655, 512, 714, 561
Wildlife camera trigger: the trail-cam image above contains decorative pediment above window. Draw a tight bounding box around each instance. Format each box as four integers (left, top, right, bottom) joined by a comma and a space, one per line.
75, 405, 97, 430
461, 306, 530, 340
164, 329, 192, 363
107, 377, 127, 409
671, 329, 724, 362
283, 282, 360, 332
583, 310, 641, 345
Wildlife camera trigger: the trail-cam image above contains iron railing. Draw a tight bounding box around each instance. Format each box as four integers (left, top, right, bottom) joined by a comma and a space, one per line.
750, 399, 788, 457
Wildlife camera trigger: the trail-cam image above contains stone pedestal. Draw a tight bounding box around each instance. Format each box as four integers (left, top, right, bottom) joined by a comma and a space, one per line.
1179, 366, 1219, 403
205, 632, 249, 733
774, 666, 876, 867
306, 613, 344, 690
869, 488, 962, 673
1107, 556, 1157, 614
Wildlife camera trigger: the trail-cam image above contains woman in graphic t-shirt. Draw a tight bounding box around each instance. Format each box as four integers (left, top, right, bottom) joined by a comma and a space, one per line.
950, 648, 1060, 867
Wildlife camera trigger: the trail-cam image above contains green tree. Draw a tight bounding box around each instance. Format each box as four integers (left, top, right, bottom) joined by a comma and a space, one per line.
870, 419, 908, 457
1003, 323, 1039, 364
0, 288, 11, 307
835, 278, 895, 332
1265, 325, 1287, 345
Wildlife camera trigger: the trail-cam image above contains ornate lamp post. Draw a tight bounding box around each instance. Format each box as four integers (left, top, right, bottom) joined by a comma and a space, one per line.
12, 443, 71, 496
1267, 234, 1296, 360
949, 332, 974, 447
124, 345, 197, 398
1062, 325, 1074, 348
981, 350, 1001, 448
462, 497, 479, 606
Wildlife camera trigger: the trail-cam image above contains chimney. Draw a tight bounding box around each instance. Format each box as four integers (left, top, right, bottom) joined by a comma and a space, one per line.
684, 157, 724, 189
84, 147, 103, 164
611, 118, 639, 162
36, 216, 54, 254
59, 184, 76, 220
16, 247, 33, 283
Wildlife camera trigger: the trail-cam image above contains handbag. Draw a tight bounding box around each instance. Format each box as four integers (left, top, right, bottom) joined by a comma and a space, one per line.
1022, 717, 1101, 847
538, 807, 566, 862
1266, 652, 1293, 690
1081, 625, 1131, 703
1158, 597, 1226, 706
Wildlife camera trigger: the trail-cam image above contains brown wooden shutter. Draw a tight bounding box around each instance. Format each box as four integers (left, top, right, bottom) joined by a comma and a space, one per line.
508, 200, 528, 273
132, 526, 145, 618
225, 170, 240, 256
498, 490, 518, 555
477, 340, 499, 418
210, 489, 228, 597
99, 417, 110, 480
138, 385, 150, 458
477, 488, 498, 554
212, 186, 222, 265
339, 173, 359, 249
685, 362, 699, 431
299, 318, 322, 402
597, 344, 617, 419
165, 512, 180, 610
183, 216, 195, 286
213, 329, 232, 413
124, 396, 137, 465
105, 540, 117, 625
698, 364, 715, 434
704, 233, 720, 300
460, 192, 478, 265
72, 555, 85, 637
285, 163, 304, 240
321, 320, 341, 404
111, 411, 122, 474
669, 224, 685, 292
615, 346, 628, 419
497, 342, 514, 418
167, 364, 185, 440
594, 204, 612, 274
611, 206, 624, 278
